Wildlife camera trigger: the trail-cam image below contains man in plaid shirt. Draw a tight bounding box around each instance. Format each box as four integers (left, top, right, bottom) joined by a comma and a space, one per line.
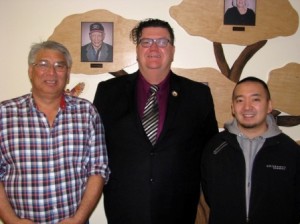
0, 41, 110, 224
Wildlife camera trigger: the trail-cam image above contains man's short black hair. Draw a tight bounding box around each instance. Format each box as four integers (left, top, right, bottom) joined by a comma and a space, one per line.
233, 76, 271, 100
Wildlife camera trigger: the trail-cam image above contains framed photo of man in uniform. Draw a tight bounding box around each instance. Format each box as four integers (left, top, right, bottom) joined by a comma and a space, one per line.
81, 22, 114, 62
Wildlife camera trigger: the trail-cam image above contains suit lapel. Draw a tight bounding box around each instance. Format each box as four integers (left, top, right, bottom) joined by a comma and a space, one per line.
124, 72, 150, 141
157, 74, 181, 144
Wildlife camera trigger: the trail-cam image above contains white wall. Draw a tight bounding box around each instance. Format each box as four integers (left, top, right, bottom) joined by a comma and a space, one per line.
0, 1, 299, 223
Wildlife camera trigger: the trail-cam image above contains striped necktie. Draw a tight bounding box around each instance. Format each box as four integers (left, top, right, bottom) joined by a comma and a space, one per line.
142, 85, 159, 145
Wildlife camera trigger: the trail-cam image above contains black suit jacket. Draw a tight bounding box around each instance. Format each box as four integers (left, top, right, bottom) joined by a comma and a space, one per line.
93, 71, 218, 224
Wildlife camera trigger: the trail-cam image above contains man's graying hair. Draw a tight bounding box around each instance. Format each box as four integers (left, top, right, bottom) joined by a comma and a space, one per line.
28, 40, 72, 68
130, 18, 175, 45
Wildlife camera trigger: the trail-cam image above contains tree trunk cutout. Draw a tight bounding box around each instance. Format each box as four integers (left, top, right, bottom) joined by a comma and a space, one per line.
214, 40, 268, 82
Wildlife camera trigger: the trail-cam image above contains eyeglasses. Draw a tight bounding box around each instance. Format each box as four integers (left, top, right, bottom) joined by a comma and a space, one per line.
32, 60, 68, 73
139, 38, 171, 48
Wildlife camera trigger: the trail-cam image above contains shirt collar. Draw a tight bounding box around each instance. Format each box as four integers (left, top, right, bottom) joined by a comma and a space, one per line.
29, 93, 69, 112
138, 71, 171, 94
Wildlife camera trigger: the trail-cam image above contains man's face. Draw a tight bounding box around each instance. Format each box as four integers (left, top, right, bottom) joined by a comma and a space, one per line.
89, 31, 105, 49
136, 27, 175, 75
231, 81, 272, 136
28, 49, 70, 98
237, 0, 246, 8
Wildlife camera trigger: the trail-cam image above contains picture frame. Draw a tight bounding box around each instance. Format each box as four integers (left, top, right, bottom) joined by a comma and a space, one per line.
224, 0, 256, 26
81, 22, 114, 62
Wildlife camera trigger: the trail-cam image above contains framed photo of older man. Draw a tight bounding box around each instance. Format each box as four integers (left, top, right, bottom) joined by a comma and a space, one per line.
81, 22, 114, 62
224, 0, 256, 26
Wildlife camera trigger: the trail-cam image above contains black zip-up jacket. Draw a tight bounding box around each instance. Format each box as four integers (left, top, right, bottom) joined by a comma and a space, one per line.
201, 131, 300, 224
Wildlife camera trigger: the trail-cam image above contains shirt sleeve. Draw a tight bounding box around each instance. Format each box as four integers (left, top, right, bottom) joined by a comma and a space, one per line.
87, 104, 110, 183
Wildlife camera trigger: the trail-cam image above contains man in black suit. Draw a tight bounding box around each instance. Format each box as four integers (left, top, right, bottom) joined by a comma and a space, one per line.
93, 18, 218, 224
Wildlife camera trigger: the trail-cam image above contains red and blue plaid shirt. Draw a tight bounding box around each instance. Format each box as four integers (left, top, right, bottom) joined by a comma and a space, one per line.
0, 94, 109, 223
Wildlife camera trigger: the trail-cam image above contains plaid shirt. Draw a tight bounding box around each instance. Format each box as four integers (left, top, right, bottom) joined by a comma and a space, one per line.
0, 94, 109, 224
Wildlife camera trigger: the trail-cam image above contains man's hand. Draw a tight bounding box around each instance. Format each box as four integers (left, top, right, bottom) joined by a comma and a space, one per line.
58, 217, 85, 224
9, 218, 34, 224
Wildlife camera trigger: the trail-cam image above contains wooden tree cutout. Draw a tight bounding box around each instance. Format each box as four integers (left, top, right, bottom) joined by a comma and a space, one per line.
214, 40, 267, 82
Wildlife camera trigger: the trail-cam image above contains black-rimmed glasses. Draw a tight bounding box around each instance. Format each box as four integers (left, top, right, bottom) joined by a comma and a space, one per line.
139, 38, 171, 48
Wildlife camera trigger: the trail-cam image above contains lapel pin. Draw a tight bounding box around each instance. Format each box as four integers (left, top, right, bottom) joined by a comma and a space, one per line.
172, 91, 178, 97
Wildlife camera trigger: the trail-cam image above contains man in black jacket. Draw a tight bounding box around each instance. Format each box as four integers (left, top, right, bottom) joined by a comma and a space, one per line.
93, 18, 218, 224
201, 76, 300, 224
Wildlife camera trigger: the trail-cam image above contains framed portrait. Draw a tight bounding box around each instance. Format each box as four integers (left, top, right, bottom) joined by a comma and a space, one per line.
224, 0, 256, 26
81, 22, 114, 62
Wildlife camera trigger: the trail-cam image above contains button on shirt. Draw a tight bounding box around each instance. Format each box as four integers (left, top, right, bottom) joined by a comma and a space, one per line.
0, 94, 110, 223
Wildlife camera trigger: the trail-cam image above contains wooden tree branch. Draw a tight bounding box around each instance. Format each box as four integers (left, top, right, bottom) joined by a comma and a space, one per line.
230, 40, 267, 82
109, 69, 128, 77
213, 40, 268, 82
213, 42, 230, 79
271, 109, 300, 127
